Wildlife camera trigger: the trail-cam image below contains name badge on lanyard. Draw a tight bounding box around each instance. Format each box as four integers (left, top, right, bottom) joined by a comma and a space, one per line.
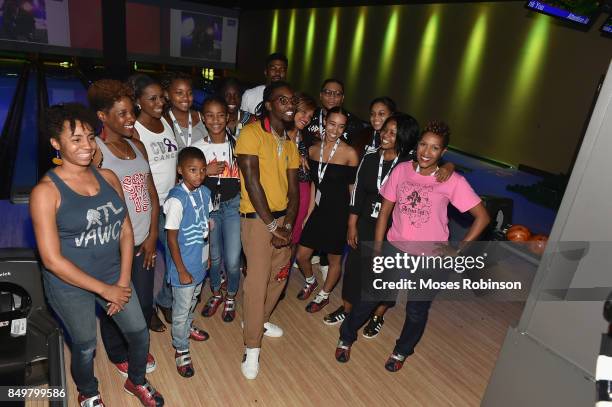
371, 153, 399, 218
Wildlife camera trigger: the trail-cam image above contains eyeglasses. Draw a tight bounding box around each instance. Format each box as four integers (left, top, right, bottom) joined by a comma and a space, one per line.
273, 95, 299, 106
321, 89, 344, 98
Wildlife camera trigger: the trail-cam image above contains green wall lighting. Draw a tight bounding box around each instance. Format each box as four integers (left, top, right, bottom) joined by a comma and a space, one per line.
302, 8, 317, 88
347, 7, 367, 93
286, 9, 296, 70
503, 13, 550, 142
324, 8, 339, 79
377, 6, 400, 91
452, 8, 488, 115
270, 10, 279, 53
409, 7, 440, 111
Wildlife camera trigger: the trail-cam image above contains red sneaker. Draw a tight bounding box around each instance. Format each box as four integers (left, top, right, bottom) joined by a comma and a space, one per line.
335, 340, 352, 363
124, 378, 164, 406
78, 393, 105, 407
189, 325, 210, 341
297, 279, 318, 300
201, 294, 223, 317
175, 349, 194, 378
222, 297, 236, 322
305, 292, 329, 313
114, 353, 156, 377
384, 352, 407, 372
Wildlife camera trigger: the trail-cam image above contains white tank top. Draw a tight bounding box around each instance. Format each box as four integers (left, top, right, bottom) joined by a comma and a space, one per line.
135, 118, 178, 204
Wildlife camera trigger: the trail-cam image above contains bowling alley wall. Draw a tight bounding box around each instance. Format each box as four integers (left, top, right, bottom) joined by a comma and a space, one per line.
236, 2, 612, 175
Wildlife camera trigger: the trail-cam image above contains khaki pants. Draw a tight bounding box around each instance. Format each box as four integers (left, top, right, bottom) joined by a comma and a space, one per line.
241, 216, 291, 348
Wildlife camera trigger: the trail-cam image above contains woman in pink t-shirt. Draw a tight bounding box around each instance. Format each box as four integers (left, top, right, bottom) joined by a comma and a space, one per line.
335, 120, 490, 372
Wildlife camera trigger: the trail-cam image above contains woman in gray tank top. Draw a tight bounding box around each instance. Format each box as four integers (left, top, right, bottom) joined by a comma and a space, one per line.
88, 80, 164, 374
30, 104, 164, 406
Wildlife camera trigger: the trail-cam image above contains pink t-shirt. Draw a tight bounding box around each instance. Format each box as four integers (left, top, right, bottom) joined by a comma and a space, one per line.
380, 162, 481, 244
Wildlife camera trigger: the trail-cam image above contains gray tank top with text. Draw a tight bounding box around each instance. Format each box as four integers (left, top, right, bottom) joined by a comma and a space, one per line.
96, 137, 152, 245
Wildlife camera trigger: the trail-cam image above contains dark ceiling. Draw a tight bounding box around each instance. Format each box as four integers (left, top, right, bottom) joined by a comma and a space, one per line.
185, 0, 496, 10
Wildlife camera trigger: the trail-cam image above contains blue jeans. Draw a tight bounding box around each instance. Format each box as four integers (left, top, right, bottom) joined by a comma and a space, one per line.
209, 194, 242, 296
100, 246, 153, 363
155, 209, 173, 309
171, 283, 203, 351
45, 282, 148, 397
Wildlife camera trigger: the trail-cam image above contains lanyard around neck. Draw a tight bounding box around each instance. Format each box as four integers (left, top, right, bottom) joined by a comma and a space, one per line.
317, 138, 341, 184
169, 110, 192, 147
370, 129, 378, 149
377, 152, 399, 191
181, 183, 204, 222
318, 109, 325, 139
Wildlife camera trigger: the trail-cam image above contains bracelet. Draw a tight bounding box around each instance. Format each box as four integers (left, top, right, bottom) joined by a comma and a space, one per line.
266, 218, 278, 232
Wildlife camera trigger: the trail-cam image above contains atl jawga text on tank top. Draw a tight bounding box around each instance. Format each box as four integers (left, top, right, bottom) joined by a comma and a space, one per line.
74, 201, 125, 248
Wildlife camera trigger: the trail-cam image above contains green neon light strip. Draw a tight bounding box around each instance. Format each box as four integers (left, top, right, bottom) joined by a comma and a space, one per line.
509, 14, 550, 117
269, 10, 279, 53
377, 6, 400, 90
302, 9, 317, 86
410, 7, 440, 110
347, 7, 367, 91
324, 9, 339, 79
453, 9, 487, 109
286, 9, 296, 71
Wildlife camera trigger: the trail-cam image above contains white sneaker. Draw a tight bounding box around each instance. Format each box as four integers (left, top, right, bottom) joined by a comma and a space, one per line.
320, 265, 329, 282
263, 322, 283, 337
311, 255, 320, 264
241, 347, 260, 380
240, 321, 284, 338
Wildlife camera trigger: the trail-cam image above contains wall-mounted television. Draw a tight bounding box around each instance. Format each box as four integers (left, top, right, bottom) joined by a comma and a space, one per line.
525, 1, 601, 26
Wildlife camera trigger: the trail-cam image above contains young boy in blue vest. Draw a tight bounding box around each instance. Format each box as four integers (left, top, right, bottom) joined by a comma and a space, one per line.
163, 147, 212, 377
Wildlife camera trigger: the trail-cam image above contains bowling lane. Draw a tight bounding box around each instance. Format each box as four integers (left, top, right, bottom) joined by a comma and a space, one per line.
0, 68, 20, 131
45, 68, 88, 106
2, 69, 88, 249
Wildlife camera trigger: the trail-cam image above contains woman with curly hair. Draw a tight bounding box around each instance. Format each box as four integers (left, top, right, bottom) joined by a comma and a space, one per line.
88, 79, 162, 377
31, 103, 164, 406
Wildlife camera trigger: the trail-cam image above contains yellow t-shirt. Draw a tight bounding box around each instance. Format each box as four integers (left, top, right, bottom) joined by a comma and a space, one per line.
235, 122, 300, 214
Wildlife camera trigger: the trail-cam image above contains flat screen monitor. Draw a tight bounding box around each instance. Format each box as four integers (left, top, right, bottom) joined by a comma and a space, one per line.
525, 1, 600, 26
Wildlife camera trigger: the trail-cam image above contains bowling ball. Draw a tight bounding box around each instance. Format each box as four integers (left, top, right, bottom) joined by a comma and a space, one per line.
529, 234, 548, 255
506, 225, 531, 241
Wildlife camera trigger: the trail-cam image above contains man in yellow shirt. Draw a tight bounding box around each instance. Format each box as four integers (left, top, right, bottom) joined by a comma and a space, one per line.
235, 81, 300, 379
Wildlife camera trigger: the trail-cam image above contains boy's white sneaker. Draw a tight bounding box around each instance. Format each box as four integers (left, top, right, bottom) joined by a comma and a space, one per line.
241, 348, 260, 380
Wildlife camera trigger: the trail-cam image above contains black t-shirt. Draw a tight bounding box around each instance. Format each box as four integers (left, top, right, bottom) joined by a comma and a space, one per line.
350, 149, 414, 222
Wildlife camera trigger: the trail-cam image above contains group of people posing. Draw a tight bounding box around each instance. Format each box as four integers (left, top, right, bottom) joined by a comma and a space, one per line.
29, 52, 490, 407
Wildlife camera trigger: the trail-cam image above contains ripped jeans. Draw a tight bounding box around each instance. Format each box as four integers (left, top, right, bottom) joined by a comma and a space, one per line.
44, 283, 149, 397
